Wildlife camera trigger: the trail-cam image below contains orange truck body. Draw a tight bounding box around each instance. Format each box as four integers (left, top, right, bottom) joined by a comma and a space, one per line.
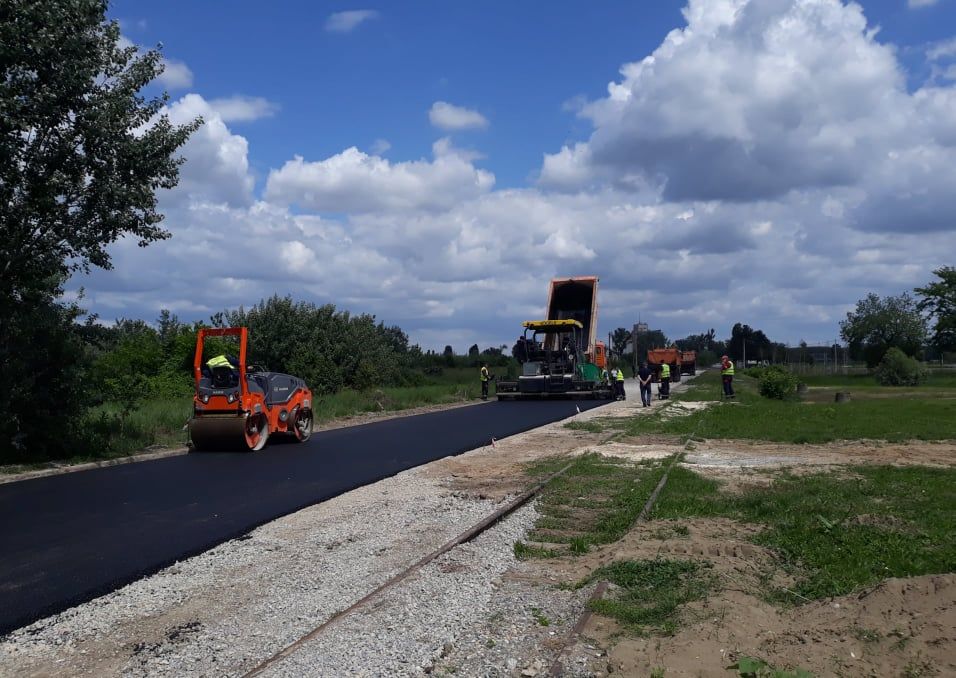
646, 347, 682, 383
546, 276, 607, 369
680, 350, 697, 375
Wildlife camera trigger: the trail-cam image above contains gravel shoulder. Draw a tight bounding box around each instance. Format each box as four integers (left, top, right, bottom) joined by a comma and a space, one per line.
0, 380, 663, 677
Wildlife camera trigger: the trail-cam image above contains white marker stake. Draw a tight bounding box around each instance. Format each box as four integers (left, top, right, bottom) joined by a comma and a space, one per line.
491, 437, 497, 448
576, 405, 581, 414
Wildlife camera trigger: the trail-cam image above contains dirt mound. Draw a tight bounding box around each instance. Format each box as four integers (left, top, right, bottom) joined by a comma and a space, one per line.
565, 517, 956, 677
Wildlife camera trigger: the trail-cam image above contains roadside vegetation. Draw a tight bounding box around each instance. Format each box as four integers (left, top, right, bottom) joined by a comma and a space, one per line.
516, 453, 670, 557
600, 370, 956, 444
518, 445, 954, 644
653, 464, 956, 600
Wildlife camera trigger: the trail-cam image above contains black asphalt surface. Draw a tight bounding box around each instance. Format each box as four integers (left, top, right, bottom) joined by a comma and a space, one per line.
0, 399, 606, 635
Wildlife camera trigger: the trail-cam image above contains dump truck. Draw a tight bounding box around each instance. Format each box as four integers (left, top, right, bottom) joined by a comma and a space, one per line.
680, 350, 697, 375
647, 347, 682, 384
496, 276, 611, 400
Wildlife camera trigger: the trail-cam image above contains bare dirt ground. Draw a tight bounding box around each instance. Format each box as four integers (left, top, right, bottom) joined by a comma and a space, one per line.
426, 383, 956, 677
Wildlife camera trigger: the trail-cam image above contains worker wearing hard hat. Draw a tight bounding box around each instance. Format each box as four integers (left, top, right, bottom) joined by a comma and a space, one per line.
721, 355, 735, 398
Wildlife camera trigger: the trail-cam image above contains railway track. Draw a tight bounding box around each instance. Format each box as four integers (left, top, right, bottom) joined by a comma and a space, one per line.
242, 398, 701, 677
241, 462, 574, 677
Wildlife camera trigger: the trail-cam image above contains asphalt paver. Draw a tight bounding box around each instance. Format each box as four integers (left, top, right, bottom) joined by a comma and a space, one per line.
0, 399, 606, 635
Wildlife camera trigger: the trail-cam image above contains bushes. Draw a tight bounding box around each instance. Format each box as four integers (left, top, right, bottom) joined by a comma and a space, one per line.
758, 366, 799, 400
874, 347, 928, 386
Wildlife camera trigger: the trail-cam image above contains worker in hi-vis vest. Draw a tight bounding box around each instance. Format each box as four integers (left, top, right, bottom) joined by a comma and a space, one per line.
721, 355, 735, 398
480, 364, 490, 401
659, 362, 671, 399
616, 366, 626, 401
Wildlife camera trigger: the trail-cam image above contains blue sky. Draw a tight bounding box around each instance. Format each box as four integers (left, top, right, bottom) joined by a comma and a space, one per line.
117, 0, 953, 189
79, 0, 956, 351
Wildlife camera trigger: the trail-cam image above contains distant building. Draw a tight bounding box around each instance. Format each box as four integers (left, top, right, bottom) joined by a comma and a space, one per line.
627, 323, 652, 354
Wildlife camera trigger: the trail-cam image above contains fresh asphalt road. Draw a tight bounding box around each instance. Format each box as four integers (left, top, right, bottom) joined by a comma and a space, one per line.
0, 399, 607, 635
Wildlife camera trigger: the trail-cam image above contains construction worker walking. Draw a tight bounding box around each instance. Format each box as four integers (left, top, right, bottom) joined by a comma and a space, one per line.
616, 367, 626, 400
721, 355, 735, 398
659, 362, 671, 400
638, 361, 652, 407
480, 363, 491, 401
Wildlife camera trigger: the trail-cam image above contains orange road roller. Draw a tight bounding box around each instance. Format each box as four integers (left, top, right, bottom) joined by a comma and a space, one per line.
187, 327, 314, 451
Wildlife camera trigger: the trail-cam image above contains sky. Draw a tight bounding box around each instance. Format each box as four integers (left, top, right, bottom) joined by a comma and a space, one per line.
70, 0, 956, 352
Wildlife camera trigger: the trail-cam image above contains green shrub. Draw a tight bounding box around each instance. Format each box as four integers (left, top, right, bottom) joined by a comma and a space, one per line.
874, 347, 928, 386
743, 366, 766, 379
758, 366, 798, 400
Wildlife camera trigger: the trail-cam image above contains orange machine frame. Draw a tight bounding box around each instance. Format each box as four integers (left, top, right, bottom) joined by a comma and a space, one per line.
190, 327, 312, 450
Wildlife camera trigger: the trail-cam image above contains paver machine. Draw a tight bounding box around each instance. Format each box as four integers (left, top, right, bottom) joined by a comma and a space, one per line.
496, 276, 612, 400
187, 327, 314, 451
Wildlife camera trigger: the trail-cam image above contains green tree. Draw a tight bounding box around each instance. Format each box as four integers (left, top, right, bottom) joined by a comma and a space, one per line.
0, 0, 199, 458
611, 327, 632, 356
915, 266, 956, 354
631, 329, 669, 362
839, 293, 927, 367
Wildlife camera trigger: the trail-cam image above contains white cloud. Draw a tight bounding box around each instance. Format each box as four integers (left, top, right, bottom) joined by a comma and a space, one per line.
264, 143, 494, 213
206, 96, 279, 122
324, 10, 379, 33
161, 94, 255, 207
428, 101, 489, 131
370, 138, 391, 154
74, 0, 956, 353
157, 58, 193, 89
926, 37, 956, 61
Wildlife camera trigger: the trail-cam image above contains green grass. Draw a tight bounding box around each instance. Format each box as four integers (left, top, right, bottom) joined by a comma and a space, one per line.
515, 454, 669, 558
586, 559, 713, 635
563, 420, 604, 433
3, 368, 486, 473
652, 465, 956, 600
797, 370, 956, 389
615, 371, 956, 443
312, 381, 478, 422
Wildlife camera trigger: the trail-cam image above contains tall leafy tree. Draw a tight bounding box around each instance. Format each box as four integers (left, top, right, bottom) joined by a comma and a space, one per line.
915, 267, 956, 353
839, 293, 927, 367
611, 327, 632, 356
631, 329, 669, 362
0, 0, 199, 458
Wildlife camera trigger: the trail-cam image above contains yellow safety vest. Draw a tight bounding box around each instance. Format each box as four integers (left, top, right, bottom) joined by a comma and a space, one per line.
207, 355, 233, 370
480, 367, 489, 382
721, 361, 735, 376
661, 364, 670, 378
616, 370, 624, 382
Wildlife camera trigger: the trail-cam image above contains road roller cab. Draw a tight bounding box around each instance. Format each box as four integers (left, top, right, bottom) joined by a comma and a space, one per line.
188, 327, 314, 451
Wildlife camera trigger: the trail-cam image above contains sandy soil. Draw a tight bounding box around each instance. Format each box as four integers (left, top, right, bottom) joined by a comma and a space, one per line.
427, 384, 956, 677
562, 515, 956, 677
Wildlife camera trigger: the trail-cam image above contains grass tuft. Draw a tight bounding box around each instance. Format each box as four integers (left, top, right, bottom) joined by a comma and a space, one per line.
588, 559, 713, 635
